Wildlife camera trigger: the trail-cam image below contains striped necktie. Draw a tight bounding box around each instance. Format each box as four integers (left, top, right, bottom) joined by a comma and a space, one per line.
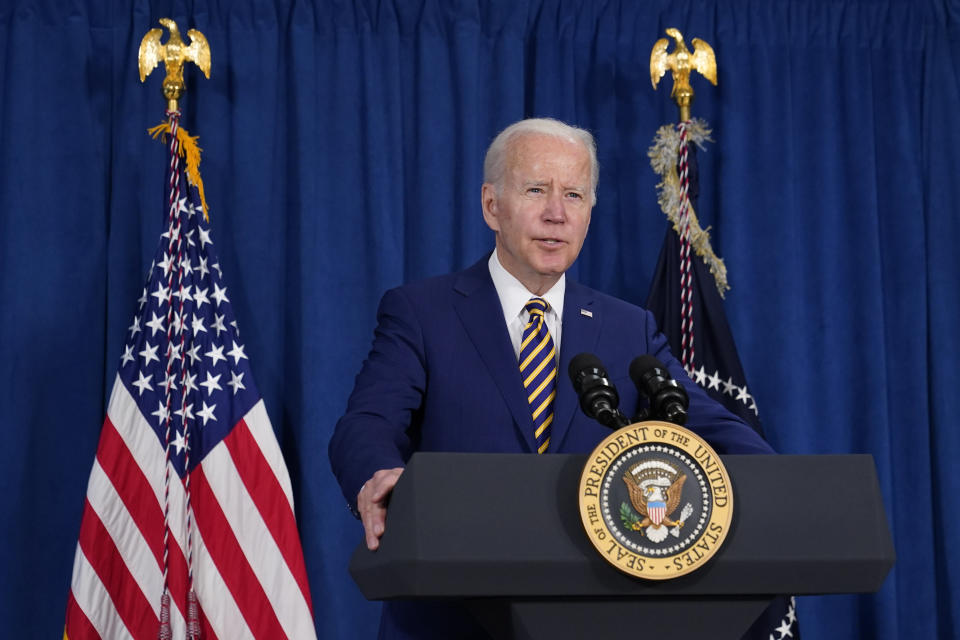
520, 297, 557, 454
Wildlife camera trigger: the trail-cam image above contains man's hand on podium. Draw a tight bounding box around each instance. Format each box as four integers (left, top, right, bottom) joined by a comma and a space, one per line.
358, 467, 404, 550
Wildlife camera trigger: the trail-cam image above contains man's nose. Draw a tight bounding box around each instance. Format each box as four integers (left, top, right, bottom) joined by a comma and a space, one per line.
543, 191, 565, 221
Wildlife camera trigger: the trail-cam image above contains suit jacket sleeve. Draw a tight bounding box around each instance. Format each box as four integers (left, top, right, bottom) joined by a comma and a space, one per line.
642, 309, 775, 454
328, 286, 425, 511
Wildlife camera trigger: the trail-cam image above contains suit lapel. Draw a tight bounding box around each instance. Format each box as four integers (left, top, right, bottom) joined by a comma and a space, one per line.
552, 279, 600, 451
452, 259, 537, 452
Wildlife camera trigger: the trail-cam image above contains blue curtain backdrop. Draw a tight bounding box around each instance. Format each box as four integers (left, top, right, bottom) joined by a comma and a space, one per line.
1, 0, 957, 637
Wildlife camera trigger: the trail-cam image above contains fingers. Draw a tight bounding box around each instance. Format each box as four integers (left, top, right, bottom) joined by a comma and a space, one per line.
358, 467, 404, 551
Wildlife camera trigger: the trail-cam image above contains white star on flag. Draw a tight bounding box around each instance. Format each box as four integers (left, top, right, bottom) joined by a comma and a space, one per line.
171, 429, 189, 455
212, 313, 227, 336
185, 343, 202, 365
205, 344, 226, 367
165, 343, 182, 368
694, 365, 707, 385
227, 340, 248, 365
228, 371, 245, 395
157, 252, 174, 277
172, 285, 193, 302
200, 371, 222, 396
182, 371, 199, 394
162, 371, 178, 393
174, 402, 195, 422
132, 371, 153, 396
192, 313, 206, 335
193, 285, 209, 309
707, 370, 721, 390
197, 402, 217, 426
172, 311, 186, 334
161, 224, 179, 242
146, 312, 165, 336
151, 400, 170, 426
151, 282, 170, 306
212, 282, 229, 307
722, 377, 737, 395
139, 342, 159, 366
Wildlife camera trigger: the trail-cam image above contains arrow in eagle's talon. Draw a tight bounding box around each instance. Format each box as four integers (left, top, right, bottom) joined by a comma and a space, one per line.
670, 503, 694, 537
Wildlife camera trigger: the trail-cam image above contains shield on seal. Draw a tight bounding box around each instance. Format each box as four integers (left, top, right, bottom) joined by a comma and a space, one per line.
648, 500, 666, 525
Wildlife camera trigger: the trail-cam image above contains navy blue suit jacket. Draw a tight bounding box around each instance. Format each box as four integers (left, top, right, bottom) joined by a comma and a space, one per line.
328, 256, 773, 638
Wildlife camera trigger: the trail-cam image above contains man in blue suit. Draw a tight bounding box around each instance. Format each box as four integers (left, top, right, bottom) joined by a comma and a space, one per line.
329, 118, 773, 638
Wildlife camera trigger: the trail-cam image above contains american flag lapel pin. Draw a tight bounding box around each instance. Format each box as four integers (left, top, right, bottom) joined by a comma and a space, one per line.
580, 308, 593, 318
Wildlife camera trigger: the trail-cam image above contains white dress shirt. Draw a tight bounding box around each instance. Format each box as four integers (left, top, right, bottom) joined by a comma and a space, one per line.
487, 251, 564, 361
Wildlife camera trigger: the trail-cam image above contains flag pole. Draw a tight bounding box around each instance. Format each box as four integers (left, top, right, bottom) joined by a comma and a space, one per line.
649, 28, 718, 371
138, 19, 211, 640
65, 20, 317, 640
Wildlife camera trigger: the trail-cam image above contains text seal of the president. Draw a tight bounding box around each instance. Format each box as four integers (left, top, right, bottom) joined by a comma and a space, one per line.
578, 420, 733, 579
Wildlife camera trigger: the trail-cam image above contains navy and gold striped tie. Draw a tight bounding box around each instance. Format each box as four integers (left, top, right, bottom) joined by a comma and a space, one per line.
520, 297, 557, 454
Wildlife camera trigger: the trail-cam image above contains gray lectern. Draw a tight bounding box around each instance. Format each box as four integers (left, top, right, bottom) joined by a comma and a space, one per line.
350, 452, 894, 639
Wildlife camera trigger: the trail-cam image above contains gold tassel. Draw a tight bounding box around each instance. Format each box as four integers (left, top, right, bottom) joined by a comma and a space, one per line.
148, 122, 210, 222
647, 119, 729, 296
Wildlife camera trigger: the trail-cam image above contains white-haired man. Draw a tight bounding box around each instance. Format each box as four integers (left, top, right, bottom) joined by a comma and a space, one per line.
329, 118, 773, 639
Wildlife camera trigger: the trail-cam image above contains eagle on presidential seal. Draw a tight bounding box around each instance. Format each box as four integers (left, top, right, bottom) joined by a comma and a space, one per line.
621, 459, 689, 543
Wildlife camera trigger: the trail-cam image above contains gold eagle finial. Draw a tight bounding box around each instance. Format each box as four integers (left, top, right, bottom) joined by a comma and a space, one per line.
650, 28, 717, 122
138, 18, 211, 111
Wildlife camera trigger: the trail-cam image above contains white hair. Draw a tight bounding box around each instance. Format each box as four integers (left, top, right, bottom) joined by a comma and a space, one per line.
483, 118, 599, 204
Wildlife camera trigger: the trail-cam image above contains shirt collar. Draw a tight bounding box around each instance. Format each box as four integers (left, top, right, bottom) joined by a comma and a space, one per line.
488, 250, 566, 324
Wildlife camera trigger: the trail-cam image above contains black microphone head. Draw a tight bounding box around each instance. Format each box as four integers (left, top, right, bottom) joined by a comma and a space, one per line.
569, 352, 608, 393
568, 353, 623, 426
629, 355, 667, 387
629, 354, 689, 425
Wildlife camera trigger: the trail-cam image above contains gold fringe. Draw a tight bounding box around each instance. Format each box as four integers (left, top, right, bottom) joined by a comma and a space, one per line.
647, 119, 729, 296
148, 122, 210, 222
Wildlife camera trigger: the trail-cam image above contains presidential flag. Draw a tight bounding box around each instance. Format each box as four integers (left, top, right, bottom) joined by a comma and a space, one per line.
645, 121, 799, 640
64, 116, 316, 640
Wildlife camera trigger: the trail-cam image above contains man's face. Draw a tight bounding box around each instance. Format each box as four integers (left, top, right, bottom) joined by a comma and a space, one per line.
482, 134, 593, 294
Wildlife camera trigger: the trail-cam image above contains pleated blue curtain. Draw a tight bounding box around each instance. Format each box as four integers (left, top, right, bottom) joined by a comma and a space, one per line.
1, 1, 957, 638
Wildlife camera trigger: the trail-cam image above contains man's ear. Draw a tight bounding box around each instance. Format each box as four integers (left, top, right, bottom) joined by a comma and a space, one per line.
481, 183, 499, 232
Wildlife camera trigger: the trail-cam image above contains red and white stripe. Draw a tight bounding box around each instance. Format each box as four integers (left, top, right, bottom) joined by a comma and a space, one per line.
649, 505, 666, 526
64, 377, 316, 640
677, 121, 695, 373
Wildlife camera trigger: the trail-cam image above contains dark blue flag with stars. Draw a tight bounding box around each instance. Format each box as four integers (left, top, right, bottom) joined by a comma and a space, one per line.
645, 141, 800, 640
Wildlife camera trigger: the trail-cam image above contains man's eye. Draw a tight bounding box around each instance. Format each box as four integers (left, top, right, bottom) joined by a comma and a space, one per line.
528, 187, 543, 194
566, 192, 583, 199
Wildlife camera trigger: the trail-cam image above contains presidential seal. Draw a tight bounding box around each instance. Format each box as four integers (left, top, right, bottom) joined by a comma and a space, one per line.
578, 420, 733, 579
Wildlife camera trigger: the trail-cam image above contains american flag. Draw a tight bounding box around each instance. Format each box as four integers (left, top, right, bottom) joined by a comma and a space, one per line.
64, 119, 316, 640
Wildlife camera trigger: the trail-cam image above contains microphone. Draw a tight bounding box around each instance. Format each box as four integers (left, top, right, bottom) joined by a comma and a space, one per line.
568, 353, 630, 429
629, 355, 689, 426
